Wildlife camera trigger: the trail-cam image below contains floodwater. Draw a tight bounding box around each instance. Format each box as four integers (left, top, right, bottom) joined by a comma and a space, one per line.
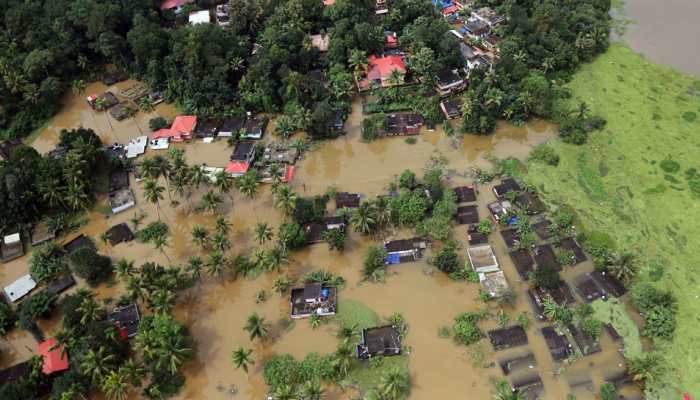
620, 0, 700, 77
1, 85, 641, 400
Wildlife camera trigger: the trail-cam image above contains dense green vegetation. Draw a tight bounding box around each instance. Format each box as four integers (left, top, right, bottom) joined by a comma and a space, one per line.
523, 44, 700, 398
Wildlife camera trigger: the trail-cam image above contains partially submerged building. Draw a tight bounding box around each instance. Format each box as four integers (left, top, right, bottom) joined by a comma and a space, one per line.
454, 204, 479, 224
262, 146, 299, 165
528, 281, 576, 320
511, 372, 544, 400
493, 178, 521, 199
335, 192, 361, 209
384, 237, 427, 264
86, 92, 118, 111
440, 97, 463, 119
499, 352, 536, 375
31, 221, 56, 247
357, 55, 406, 91
109, 103, 136, 121
242, 117, 269, 139
514, 191, 545, 214
575, 273, 606, 303
63, 234, 96, 255
109, 168, 129, 193
591, 271, 626, 298
487, 200, 513, 223
356, 325, 401, 360
105, 223, 134, 246
38, 338, 69, 375
479, 270, 509, 298
290, 282, 337, 319
488, 325, 528, 351
1, 233, 24, 262
384, 113, 423, 136
226, 141, 257, 177
435, 70, 465, 96
500, 229, 519, 248
453, 185, 476, 203
3, 274, 37, 302
559, 237, 587, 265
531, 217, 552, 240
45, 275, 76, 296
108, 303, 141, 339
109, 188, 136, 214
533, 244, 561, 271
467, 244, 499, 273
195, 119, 219, 138
568, 324, 601, 356
541, 326, 573, 362
153, 115, 197, 142
509, 248, 534, 280
126, 136, 147, 159
304, 217, 347, 244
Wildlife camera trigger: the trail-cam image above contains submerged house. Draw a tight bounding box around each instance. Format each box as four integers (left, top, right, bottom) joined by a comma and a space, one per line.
1, 233, 24, 262
384, 237, 427, 264
356, 325, 401, 360
225, 141, 257, 177
358, 55, 406, 91
217, 117, 244, 137
479, 270, 509, 298
385, 113, 423, 136
304, 216, 347, 244
195, 119, 219, 138
488, 325, 528, 351
440, 97, 463, 119
541, 326, 573, 362
108, 304, 141, 339
453, 185, 476, 203
105, 223, 134, 246
109, 188, 136, 214
31, 221, 56, 247
335, 192, 361, 209
493, 178, 521, 199
463, 19, 490, 39
487, 200, 513, 223
86, 92, 118, 111
454, 204, 479, 225
467, 244, 499, 273
153, 115, 197, 142
242, 117, 269, 139
3, 274, 36, 302
471, 7, 506, 27
290, 282, 337, 319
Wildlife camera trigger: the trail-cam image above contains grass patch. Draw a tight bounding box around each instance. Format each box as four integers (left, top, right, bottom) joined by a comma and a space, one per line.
333, 300, 381, 330
342, 355, 409, 394
591, 299, 642, 358
524, 44, 700, 397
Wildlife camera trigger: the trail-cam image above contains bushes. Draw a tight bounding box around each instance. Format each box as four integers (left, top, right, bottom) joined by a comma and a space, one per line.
69, 247, 113, 286
263, 353, 335, 392
278, 222, 307, 251
452, 311, 486, 345
136, 221, 169, 243
631, 283, 678, 340
529, 144, 560, 166
0, 302, 17, 335
29, 242, 68, 284
18, 291, 56, 330
363, 246, 388, 282
430, 242, 460, 274
530, 264, 560, 291
293, 196, 327, 225
302, 270, 346, 287
149, 117, 170, 131
322, 228, 346, 251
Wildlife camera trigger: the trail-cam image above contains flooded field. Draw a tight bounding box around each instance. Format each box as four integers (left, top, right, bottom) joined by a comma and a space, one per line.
0, 87, 642, 400
620, 0, 700, 77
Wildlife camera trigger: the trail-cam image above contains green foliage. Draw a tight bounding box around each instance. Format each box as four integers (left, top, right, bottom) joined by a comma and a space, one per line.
29, 242, 68, 283
0, 302, 17, 336
135, 221, 169, 244
516, 312, 531, 330
399, 170, 417, 190
580, 316, 603, 340
430, 242, 460, 274
452, 311, 487, 346
293, 196, 328, 225
362, 114, 386, 141
631, 283, 678, 340
69, 247, 113, 286
599, 382, 616, 400
263, 353, 335, 392
530, 265, 560, 291
135, 314, 193, 377
273, 276, 295, 293
659, 159, 680, 174
391, 189, 427, 227
149, 117, 170, 131
363, 246, 388, 282
278, 222, 307, 251
627, 352, 666, 386
529, 144, 560, 166
422, 188, 457, 241
322, 228, 346, 251
18, 291, 56, 329
302, 270, 346, 287
477, 219, 492, 235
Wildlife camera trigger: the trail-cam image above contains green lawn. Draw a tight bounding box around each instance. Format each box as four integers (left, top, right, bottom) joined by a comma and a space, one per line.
523, 44, 700, 398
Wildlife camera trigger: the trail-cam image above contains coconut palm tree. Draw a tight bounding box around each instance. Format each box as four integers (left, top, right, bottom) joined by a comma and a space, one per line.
348, 49, 368, 79
378, 367, 410, 400
299, 380, 324, 400
244, 312, 268, 341
120, 360, 145, 386
158, 338, 192, 375
284, 71, 305, 101
152, 231, 170, 262
207, 250, 227, 277
236, 170, 260, 199
78, 296, 102, 326
350, 202, 377, 235
263, 247, 289, 272
214, 170, 235, 203
231, 347, 254, 373
40, 178, 65, 208
187, 256, 205, 282
138, 96, 155, 113
138, 157, 160, 180
215, 216, 232, 236
102, 369, 129, 400
274, 385, 296, 400
189, 164, 209, 190
81, 346, 116, 385
114, 259, 136, 281
255, 222, 273, 245
274, 185, 297, 216
151, 288, 175, 314
199, 190, 222, 214
211, 232, 231, 252
607, 252, 636, 283
143, 178, 165, 220
373, 196, 391, 234
64, 177, 89, 211
191, 225, 209, 251
332, 342, 353, 377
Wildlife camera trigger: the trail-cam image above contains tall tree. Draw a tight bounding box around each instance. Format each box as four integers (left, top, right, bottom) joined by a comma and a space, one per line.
231, 347, 254, 373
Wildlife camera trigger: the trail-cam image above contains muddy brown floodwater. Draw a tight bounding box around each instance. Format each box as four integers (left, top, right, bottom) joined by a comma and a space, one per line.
1, 87, 638, 400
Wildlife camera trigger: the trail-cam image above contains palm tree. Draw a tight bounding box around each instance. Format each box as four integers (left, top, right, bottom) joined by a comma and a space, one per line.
78, 296, 102, 326
628, 353, 664, 386
332, 342, 353, 377
348, 49, 368, 79
207, 250, 227, 277
102, 369, 129, 400
299, 380, 324, 400
263, 247, 289, 272
493, 379, 524, 400
151, 289, 175, 314
40, 178, 65, 208
214, 170, 235, 203
231, 347, 254, 373
138, 96, 155, 114
152, 231, 170, 262
255, 222, 273, 245
607, 252, 636, 283
211, 232, 231, 252
274, 186, 297, 216
115, 259, 136, 281
120, 360, 145, 386
64, 177, 89, 210
379, 367, 410, 400
81, 346, 116, 385
373, 196, 391, 234
386, 69, 404, 87
244, 312, 268, 341
199, 190, 222, 214
191, 225, 209, 250
350, 202, 377, 235
187, 256, 205, 282
275, 115, 295, 139
336, 323, 358, 341
284, 71, 305, 101
236, 170, 260, 199
143, 178, 165, 220
215, 216, 232, 236
274, 384, 296, 400
189, 164, 209, 190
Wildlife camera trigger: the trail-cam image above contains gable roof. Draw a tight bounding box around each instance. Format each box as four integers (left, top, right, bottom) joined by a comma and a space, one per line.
171, 115, 197, 134
38, 338, 69, 375
224, 161, 250, 175
366, 55, 406, 81
160, 0, 191, 10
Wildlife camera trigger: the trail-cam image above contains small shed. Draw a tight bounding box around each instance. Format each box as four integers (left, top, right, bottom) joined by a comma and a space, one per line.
493, 178, 521, 199
1, 233, 24, 262
511, 372, 544, 400
38, 338, 69, 375
335, 192, 361, 209
541, 326, 573, 362
533, 244, 561, 271
454, 205, 479, 225
509, 248, 534, 280
105, 223, 134, 246
479, 271, 509, 298
109, 188, 136, 214
109, 168, 129, 193
108, 304, 141, 339
559, 237, 587, 264
488, 326, 528, 351
356, 325, 401, 360
453, 185, 476, 203
3, 274, 37, 302
468, 231, 488, 246
467, 244, 499, 273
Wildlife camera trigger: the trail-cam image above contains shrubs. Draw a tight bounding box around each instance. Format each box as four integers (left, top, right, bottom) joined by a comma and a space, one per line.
18, 291, 56, 330
529, 144, 560, 166
558, 104, 607, 145
322, 228, 346, 251
452, 311, 487, 345
149, 117, 170, 131
263, 353, 335, 393
29, 242, 68, 283
278, 222, 307, 251
69, 247, 113, 286
363, 246, 388, 282
0, 302, 17, 335
631, 283, 677, 340
430, 242, 460, 274
530, 264, 560, 291
302, 270, 345, 287
136, 221, 169, 243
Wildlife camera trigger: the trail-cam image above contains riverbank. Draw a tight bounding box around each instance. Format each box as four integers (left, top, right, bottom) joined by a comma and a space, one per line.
523, 43, 700, 398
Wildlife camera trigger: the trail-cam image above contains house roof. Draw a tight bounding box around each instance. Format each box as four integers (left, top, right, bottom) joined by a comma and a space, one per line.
366, 55, 406, 81
310, 34, 330, 52
160, 0, 190, 10
3, 274, 37, 303
323, 0, 335, 5
460, 43, 478, 60
303, 282, 322, 300
232, 141, 255, 161
189, 10, 210, 24
171, 115, 197, 133
442, 4, 459, 15
152, 128, 178, 140
38, 338, 69, 375
106, 223, 134, 245
224, 161, 249, 175
108, 304, 140, 338
385, 31, 397, 45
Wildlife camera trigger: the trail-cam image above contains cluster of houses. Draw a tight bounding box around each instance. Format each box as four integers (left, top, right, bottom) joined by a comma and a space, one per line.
86, 82, 163, 121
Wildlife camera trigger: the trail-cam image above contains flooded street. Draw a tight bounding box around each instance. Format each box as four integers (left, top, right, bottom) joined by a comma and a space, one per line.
0, 86, 640, 400
620, 0, 700, 77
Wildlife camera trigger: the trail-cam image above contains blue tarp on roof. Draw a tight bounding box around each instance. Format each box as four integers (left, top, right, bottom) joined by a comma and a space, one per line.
432, 0, 452, 9
385, 253, 401, 265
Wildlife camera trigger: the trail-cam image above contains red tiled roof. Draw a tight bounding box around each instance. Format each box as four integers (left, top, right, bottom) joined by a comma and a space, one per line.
284, 165, 295, 183
224, 161, 250, 175
323, 0, 335, 5
160, 0, 189, 10
366, 55, 406, 81
38, 338, 69, 375
386, 33, 397, 44
152, 128, 177, 140
442, 5, 459, 15
171, 115, 197, 134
